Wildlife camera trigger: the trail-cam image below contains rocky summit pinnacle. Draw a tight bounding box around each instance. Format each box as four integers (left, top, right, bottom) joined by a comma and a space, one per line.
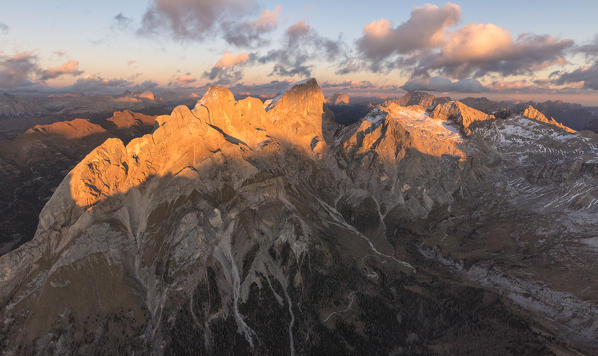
1, 79, 597, 355
522, 104, 576, 133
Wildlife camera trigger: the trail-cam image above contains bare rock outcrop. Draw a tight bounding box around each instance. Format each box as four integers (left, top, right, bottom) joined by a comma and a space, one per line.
523, 105, 576, 133
430, 100, 493, 136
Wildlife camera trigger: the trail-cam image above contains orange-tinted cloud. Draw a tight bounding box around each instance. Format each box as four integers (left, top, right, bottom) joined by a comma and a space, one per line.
357, 3, 461, 62
40, 60, 83, 80
204, 52, 250, 84
170, 75, 197, 85
214, 52, 250, 68
355, 3, 572, 79
426, 27, 573, 78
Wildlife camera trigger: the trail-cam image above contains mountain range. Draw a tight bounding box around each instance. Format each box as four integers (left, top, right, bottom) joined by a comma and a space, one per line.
0, 80, 597, 354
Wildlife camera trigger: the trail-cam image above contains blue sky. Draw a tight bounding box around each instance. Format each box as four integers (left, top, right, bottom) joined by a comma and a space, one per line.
1, 1, 597, 104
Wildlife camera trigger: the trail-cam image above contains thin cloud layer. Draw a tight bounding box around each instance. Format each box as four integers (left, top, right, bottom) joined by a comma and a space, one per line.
113, 13, 133, 31
402, 76, 487, 92
40, 60, 84, 81
0, 22, 8, 35
69, 75, 158, 93
169, 75, 198, 86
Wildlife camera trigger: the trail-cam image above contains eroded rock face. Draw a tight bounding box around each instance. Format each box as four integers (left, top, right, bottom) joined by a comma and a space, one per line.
1, 79, 597, 355
430, 100, 493, 136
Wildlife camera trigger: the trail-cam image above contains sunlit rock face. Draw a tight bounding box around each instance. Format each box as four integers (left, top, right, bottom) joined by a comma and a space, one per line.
430, 100, 493, 136
523, 105, 577, 133
1, 79, 597, 355
106, 110, 156, 130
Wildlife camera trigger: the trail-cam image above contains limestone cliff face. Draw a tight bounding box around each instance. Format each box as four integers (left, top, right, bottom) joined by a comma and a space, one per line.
430, 100, 493, 136
1, 79, 598, 355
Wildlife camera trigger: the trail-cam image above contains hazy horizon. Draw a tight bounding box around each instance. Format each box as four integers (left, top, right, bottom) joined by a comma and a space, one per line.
1, 1, 598, 105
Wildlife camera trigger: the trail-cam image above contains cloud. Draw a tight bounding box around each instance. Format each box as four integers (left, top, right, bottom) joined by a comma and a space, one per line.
0, 53, 38, 89
553, 61, 598, 90
67, 75, 158, 94
321, 80, 375, 89
70, 75, 132, 92
357, 3, 461, 63
487, 79, 529, 91
214, 51, 249, 68
0, 22, 8, 35
420, 27, 573, 78
354, 3, 572, 79
39, 60, 84, 81
203, 51, 249, 84
222, 6, 281, 47
169, 75, 197, 86
113, 13, 133, 31
401, 76, 487, 92
138, 0, 255, 41
576, 34, 598, 58
256, 21, 346, 78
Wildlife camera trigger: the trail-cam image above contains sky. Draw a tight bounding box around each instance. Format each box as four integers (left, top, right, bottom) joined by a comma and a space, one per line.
1, 0, 598, 104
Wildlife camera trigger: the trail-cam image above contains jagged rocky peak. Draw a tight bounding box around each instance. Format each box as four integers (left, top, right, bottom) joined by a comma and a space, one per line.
39, 79, 333, 221
430, 100, 493, 136
265, 78, 324, 114
523, 105, 576, 133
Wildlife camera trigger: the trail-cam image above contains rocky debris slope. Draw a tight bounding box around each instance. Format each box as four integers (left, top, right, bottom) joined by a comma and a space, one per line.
0, 79, 596, 355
